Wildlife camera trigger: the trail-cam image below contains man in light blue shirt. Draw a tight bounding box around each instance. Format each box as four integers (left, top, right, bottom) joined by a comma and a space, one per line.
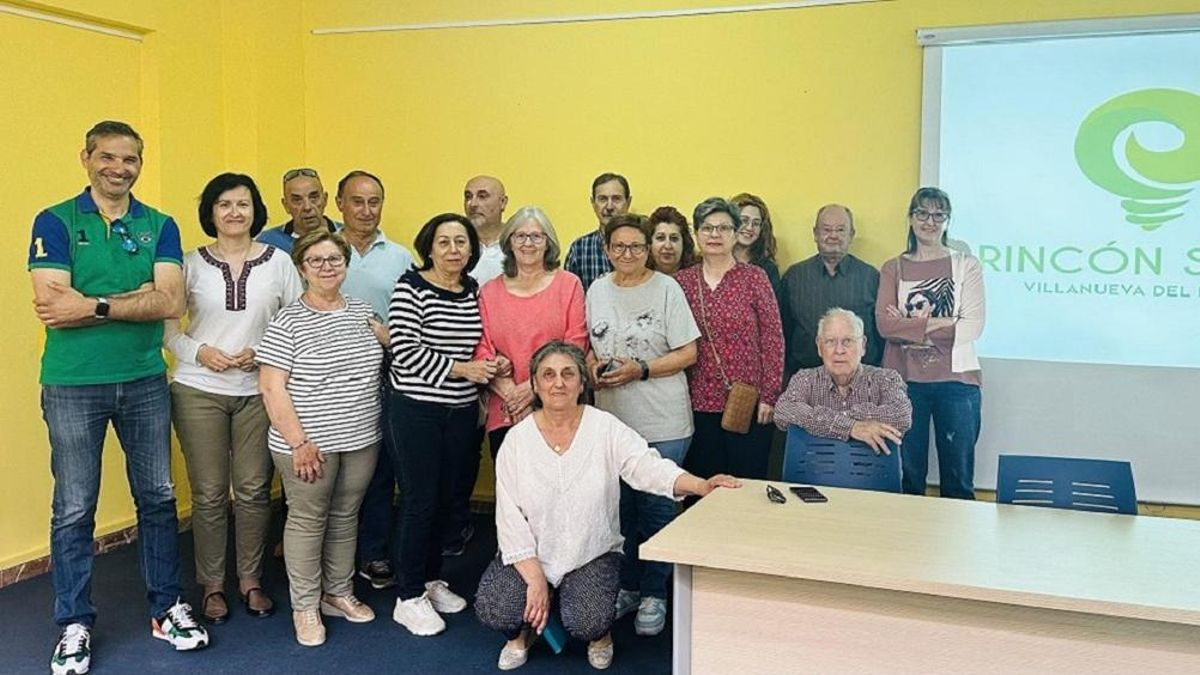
335, 170, 413, 592
257, 168, 339, 253
337, 170, 413, 319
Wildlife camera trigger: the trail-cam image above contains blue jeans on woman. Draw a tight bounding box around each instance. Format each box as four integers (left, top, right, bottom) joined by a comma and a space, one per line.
42, 374, 182, 627
901, 380, 981, 500
619, 437, 690, 599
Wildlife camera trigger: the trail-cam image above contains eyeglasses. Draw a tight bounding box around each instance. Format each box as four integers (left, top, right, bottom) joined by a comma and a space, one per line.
766, 484, 787, 504
911, 209, 949, 224
820, 337, 861, 350
739, 219, 763, 231
111, 221, 139, 254
608, 242, 647, 257
283, 167, 319, 183
511, 232, 547, 245
697, 224, 736, 237
303, 254, 346, 269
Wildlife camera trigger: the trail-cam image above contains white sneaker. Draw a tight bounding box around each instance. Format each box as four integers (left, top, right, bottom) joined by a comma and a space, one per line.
392, 593, 446, 636
151, 600, 210, 651
424, 579, 467, 614
50, 623, 91, 675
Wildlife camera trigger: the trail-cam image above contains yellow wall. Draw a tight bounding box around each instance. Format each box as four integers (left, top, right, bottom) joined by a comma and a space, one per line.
0, 0, 304, 569
298, 0, 1200, 261
4, 0, 1198, 568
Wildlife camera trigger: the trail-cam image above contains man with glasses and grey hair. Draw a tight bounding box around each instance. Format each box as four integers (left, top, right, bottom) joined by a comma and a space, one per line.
774, 308, 912, 455
257, 168, 340, 253
780, 203, 883, 377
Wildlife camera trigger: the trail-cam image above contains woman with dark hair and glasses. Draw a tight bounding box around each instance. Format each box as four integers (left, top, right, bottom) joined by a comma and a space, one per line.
256, 230, 389, 646
677, 197, 785, 484
876, 187, 985, 500
475, 341, 738, 671
165, 173, 301, 624
388, 213, 497, 637
730, 192, 782, 299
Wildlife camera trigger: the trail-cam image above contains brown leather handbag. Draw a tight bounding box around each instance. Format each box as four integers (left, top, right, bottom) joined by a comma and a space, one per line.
696, 273, 759, 434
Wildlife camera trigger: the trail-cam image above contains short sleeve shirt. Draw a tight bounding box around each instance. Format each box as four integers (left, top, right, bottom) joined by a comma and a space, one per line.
256, 297, 383, 454
28, 188, 183, 385
586, 273, 701, 442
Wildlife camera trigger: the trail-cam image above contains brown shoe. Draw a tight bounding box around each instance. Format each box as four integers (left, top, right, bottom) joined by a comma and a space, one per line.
293, 609, 326, 647
320, 594, 375, 623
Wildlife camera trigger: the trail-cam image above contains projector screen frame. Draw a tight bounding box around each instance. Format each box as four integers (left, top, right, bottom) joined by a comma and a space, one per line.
917, 13, 1200, 186
913, 12, 1200, 506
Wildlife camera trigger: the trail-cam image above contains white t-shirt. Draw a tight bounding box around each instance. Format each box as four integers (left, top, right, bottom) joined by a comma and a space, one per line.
168, 245, 302, 396
471, 239, 505, 286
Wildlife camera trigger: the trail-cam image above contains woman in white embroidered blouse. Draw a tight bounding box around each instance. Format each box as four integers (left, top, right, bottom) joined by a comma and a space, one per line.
165, 173, 301, 623
474, 341, 739, 671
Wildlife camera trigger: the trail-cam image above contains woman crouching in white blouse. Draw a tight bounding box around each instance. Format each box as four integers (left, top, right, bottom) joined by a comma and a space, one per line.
475, 341, 740, 671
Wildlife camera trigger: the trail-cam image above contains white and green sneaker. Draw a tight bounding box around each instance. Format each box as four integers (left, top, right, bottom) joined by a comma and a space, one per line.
50, 623, 91, 675
151, 601, 210, 651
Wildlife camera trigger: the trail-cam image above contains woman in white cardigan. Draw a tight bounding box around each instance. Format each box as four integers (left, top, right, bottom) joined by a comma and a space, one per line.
474, 341, 739, 671
166, 173, 302, 622
876, 187, 986, 500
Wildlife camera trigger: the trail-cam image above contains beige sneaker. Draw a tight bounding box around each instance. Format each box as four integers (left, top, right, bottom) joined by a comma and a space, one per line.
320, 594, 376, 623
587, 635, 614, 670
424, 579, 467, 613
293, 609, 326, 647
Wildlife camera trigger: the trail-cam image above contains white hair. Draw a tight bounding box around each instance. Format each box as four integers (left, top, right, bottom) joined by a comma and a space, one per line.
817, 307, 865, 340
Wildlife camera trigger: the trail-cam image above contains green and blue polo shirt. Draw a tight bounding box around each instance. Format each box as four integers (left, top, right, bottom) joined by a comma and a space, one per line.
28, 187, 183, 386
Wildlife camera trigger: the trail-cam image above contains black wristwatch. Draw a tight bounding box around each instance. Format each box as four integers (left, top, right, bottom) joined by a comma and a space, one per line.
636, 358, 650, 381
94, 297, 110, 320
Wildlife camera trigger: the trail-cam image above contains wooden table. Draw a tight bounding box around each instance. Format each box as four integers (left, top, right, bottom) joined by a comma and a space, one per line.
641, 480, 1200, 674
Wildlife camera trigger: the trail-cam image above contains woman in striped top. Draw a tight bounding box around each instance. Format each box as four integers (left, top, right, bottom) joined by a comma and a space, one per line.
257, 230, 389, 647
388, 213, 497, 637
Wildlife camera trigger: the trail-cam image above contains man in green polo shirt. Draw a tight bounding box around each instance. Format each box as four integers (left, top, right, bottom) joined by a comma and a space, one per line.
29, 121, 209, 675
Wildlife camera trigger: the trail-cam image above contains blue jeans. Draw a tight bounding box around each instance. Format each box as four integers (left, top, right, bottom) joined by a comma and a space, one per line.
619, 438, 690, 599
42, 374, 182, 627
901, 381, 981, 500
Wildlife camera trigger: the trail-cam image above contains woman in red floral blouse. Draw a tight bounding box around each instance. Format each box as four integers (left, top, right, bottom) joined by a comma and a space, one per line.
677, 197, 785, 482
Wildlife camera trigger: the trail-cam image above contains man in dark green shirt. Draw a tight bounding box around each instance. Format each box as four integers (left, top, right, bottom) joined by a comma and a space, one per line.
780, 204, 883, 376
30, 121, 209, 675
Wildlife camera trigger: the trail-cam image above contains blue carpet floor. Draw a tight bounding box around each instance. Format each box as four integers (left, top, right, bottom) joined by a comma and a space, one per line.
0, 511, 671, 674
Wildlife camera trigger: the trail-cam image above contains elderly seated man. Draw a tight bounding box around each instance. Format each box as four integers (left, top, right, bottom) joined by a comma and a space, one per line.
774, 307, 912, 454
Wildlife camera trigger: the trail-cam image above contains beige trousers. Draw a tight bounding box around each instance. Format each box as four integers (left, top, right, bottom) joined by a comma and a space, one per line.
171, 382, 272, 585
273, 444, 379, 610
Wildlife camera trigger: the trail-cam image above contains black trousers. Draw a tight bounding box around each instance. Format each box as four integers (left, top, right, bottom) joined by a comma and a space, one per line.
387, 392, 477, 600
684, 411, 773, 481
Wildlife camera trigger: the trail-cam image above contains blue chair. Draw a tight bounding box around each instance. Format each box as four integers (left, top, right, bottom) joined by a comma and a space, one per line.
995, 454, 1137, 515
781, 425, 901, 493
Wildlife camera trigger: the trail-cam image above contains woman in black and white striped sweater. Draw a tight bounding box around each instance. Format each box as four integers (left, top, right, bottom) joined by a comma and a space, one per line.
387, 213, 500, 637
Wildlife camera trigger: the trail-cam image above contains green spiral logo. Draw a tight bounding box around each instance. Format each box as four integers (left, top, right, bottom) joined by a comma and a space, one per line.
1074, 88, 1200, 231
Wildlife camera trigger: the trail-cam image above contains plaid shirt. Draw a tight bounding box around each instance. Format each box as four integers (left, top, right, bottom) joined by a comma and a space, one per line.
773, 364, 912, 440
564, 230, 612, 293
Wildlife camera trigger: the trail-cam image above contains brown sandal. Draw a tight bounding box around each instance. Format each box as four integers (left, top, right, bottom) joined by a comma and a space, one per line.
201, 590, 229, 624
240, 587, 275, 618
